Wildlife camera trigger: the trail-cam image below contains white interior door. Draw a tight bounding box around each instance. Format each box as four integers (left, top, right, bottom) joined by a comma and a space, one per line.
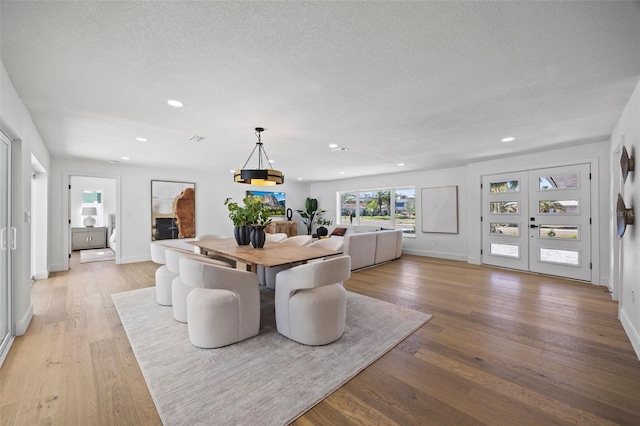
482, 164, 591, 281
528, 164, 591, 281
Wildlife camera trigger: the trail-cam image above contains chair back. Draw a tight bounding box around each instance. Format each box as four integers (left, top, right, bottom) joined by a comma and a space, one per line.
279, 235, 312, 246
150, 242, 168, 264
266, 233, 288, 242
308, 237, 344, 251
278, 255, 351, 290
165, 248, 190, 273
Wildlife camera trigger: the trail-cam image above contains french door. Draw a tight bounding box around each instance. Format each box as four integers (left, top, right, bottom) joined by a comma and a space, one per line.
0, 132, 13, 364
482, 164, 591, 281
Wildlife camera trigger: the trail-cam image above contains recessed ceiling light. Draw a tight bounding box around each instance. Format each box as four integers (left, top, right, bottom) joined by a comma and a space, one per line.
229, 169, 235, 173
397, 163, 405, 166
167, 99, 184, 107
329, 144, 338, 148
268, 159, 275, 163
339, 171, 345, 174
121, 156, 130, 160
297, 177, 303, 181
501, 137, 515, 143
136, 137, 147, 142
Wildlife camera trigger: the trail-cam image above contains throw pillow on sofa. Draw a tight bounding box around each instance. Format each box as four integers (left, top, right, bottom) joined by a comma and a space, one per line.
330, 227, 347, 236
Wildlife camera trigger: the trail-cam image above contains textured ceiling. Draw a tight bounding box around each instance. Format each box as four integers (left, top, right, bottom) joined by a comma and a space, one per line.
1, 1, 639, 182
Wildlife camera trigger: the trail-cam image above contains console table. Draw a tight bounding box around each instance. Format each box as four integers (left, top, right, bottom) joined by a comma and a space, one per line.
265, 221, 298, 237
72, 227, 107, 250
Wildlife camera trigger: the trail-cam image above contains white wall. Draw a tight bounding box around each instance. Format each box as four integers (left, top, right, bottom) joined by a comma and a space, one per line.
611, 81, 640, 359
311, 141, 611, 284
0, 62, 51, 334
49, 158, 311, 269
311, 166, 469, 261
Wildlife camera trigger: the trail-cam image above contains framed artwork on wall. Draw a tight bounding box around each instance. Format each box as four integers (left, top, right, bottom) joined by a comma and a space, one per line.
246, 190, 286, 216
421, 185, 458, 234
151, 180, 195, 240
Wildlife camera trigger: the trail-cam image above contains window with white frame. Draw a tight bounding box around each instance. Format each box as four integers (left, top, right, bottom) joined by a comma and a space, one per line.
337, 186, 415, 236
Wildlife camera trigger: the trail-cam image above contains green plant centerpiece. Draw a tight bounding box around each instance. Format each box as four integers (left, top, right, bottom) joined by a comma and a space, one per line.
224, 196, 271, 247
295, 197, 325, 236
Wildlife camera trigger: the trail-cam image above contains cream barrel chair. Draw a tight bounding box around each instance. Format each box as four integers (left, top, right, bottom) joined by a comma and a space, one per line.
167, 249, 232, 322
180, 257, 260, 348
151, 242, 193, 306
261, 234, 313, 289
265, 233, 288, 242
275, 255, 351, 346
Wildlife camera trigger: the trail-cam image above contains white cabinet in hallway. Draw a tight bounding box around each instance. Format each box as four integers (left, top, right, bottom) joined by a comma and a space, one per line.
72, 227, 106, 250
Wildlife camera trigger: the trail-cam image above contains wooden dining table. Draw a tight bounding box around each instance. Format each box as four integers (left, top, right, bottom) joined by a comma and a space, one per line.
188, 238, 342, 272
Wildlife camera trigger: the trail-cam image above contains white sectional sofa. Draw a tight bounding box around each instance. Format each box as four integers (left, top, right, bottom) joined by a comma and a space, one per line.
332, 226, 403, 270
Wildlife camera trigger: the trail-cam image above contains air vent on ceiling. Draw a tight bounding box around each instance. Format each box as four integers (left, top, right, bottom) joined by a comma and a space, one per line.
331, 147, 348, 152
188, 135, 206, 142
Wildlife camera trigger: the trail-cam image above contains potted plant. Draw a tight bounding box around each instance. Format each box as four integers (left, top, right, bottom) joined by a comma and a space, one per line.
225, 197, 250, 245
224, 196, 271, 247
295, 197, 325, 236
245, 195, 271, 248
316, 216, 333, 238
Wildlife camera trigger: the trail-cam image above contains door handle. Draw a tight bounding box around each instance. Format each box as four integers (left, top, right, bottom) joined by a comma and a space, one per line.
530, 224, 539, 229
10, 227, 17, 250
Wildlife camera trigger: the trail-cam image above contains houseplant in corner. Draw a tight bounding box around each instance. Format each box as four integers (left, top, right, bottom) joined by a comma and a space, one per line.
296, 197, 325, 236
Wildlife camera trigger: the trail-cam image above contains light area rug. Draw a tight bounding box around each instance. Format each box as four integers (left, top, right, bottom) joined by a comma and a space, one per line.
112, 286, 431, 426
80, 248, 115, 263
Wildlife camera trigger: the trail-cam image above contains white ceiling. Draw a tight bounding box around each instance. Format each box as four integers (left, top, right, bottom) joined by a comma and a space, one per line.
1, 1, 639, 182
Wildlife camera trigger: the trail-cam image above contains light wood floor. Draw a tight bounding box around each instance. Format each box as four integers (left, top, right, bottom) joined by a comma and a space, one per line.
2, 254, 640, 425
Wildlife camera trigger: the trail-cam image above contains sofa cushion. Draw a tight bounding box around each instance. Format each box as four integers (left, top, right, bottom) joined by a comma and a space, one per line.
375, 230, 402, 264
344, 233, 377, 270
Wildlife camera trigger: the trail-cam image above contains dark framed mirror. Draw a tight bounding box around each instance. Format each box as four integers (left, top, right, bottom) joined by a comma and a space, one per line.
621, 146, 635, 183
616, 193, 635, 237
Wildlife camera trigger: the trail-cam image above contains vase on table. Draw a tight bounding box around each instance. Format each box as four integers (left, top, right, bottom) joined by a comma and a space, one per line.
234, 225, 251, 246
250, 225, 267, 249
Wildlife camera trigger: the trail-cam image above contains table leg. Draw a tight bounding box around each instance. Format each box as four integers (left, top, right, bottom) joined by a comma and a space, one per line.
235, 261, 256, 273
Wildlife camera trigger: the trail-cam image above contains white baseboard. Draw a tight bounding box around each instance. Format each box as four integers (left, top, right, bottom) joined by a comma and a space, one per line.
402, 249, 467, 262
16, 303, 33, 335
33, 270, 49, 280
467, 256, 480, 265
620, 308, 640, 361
49, 263, 66, 272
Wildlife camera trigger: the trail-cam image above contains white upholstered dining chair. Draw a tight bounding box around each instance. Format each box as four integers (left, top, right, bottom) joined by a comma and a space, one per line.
168, 249, 232, 322
275, 255, 351, 345
180, 257, 260, 348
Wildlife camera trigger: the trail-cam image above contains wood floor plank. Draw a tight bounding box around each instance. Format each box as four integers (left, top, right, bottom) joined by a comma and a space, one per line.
2, 253, 640, 425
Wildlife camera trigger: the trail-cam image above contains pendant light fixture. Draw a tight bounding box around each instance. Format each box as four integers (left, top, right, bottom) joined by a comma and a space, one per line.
234, 127, 284, 185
